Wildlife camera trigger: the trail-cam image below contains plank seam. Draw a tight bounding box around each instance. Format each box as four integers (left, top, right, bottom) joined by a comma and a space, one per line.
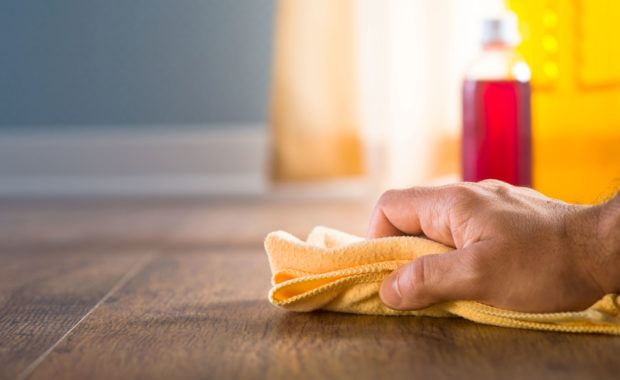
16, 253, 156, 380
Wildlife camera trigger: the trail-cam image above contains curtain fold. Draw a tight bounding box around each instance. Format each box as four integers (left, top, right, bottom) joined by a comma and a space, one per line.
269, 0, 363, 181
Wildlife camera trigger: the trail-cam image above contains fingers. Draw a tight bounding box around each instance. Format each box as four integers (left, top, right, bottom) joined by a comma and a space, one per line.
367, 186, 461, 247
366, 205, 407, 238
379, 242, 489, 310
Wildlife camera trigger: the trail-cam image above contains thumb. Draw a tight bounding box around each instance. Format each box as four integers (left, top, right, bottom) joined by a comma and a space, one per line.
379, 245, 484, 310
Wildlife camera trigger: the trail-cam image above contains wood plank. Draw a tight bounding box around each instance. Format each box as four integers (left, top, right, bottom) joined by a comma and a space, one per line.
0, 198, 195, 251
0, 198, 373, 251
168, 198, 373, 246
0, 248, 150, 380
27, 249, 620, 380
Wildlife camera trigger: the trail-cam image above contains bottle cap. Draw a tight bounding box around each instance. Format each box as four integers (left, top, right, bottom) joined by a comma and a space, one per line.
481, 12, 521, 46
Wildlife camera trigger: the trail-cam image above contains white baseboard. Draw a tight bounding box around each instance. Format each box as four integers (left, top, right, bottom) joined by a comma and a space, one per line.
0, 125, 268, 196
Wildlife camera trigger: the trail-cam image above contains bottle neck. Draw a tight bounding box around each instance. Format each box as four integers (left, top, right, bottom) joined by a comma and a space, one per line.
465, 43, 530, 82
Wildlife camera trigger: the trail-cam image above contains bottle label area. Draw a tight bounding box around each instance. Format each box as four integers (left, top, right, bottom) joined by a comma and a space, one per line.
462, 79, 532, 187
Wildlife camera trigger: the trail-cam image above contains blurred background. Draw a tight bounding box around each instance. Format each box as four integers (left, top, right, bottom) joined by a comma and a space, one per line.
1, 0, 618, 203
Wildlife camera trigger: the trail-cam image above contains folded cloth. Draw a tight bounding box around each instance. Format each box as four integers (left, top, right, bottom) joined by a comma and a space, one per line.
265, 226, 620, 335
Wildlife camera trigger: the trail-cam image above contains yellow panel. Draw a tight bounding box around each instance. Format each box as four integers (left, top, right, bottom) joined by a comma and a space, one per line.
510, 0, 558, 89
507, 0, 620, 204
578, 0, 620, 86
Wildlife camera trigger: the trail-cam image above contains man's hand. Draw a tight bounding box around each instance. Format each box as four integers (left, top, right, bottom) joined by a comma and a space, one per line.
367, 180, 620, 313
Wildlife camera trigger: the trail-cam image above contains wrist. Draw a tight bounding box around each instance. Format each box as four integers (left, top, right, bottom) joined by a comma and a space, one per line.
590, 192, 620, 294
566, 193, 620, 295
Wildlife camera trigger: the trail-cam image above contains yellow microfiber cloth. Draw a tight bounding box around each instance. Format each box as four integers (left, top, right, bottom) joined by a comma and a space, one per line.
265, 226, 620, 335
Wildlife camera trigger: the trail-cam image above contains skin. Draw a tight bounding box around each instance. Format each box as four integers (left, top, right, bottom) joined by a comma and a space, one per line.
367, 180, 620, 313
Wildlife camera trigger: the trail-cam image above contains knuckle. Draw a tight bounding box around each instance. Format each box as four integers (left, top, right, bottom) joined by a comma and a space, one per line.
449, 183, 481, 207
481, 179, 512, 197
403, 186, 427, 198
377, 189, 398, 206
480, 179, 506, 187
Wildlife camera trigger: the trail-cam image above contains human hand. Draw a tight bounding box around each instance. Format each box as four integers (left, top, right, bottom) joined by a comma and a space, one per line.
367, 180, 620, 313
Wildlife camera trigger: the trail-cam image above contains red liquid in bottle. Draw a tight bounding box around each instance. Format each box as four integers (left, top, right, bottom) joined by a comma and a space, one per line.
462, 79, 531, 186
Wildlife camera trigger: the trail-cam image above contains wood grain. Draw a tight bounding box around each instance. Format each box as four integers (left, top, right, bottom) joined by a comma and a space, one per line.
27, 249, 620, 380
0, 198, 372, 250
1, 198, 619, 380
0, 247, 149, 379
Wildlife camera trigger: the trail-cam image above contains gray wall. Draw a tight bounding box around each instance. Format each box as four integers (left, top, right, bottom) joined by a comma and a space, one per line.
0, 0, 275, 129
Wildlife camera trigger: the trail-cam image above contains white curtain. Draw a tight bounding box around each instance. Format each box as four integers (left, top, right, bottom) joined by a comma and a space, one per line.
357, 0, 504, 190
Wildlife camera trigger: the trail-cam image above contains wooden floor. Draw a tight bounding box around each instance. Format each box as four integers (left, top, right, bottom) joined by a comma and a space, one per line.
1, 198, 618, 380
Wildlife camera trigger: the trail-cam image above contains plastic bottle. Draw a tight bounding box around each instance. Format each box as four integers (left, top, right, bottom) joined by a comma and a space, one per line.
462, 12, 532, 186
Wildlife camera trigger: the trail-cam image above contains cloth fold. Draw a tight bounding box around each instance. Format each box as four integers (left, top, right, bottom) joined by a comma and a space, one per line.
265, 226, 620, 335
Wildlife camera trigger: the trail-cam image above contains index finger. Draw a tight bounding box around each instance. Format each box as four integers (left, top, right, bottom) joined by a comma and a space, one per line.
366, 185, 460, 248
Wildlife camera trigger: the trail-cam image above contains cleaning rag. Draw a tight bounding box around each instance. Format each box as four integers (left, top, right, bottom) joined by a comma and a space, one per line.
265, 226, 620, 335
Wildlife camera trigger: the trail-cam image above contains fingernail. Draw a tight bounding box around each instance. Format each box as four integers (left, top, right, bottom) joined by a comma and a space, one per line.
380, 271, 402, 309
